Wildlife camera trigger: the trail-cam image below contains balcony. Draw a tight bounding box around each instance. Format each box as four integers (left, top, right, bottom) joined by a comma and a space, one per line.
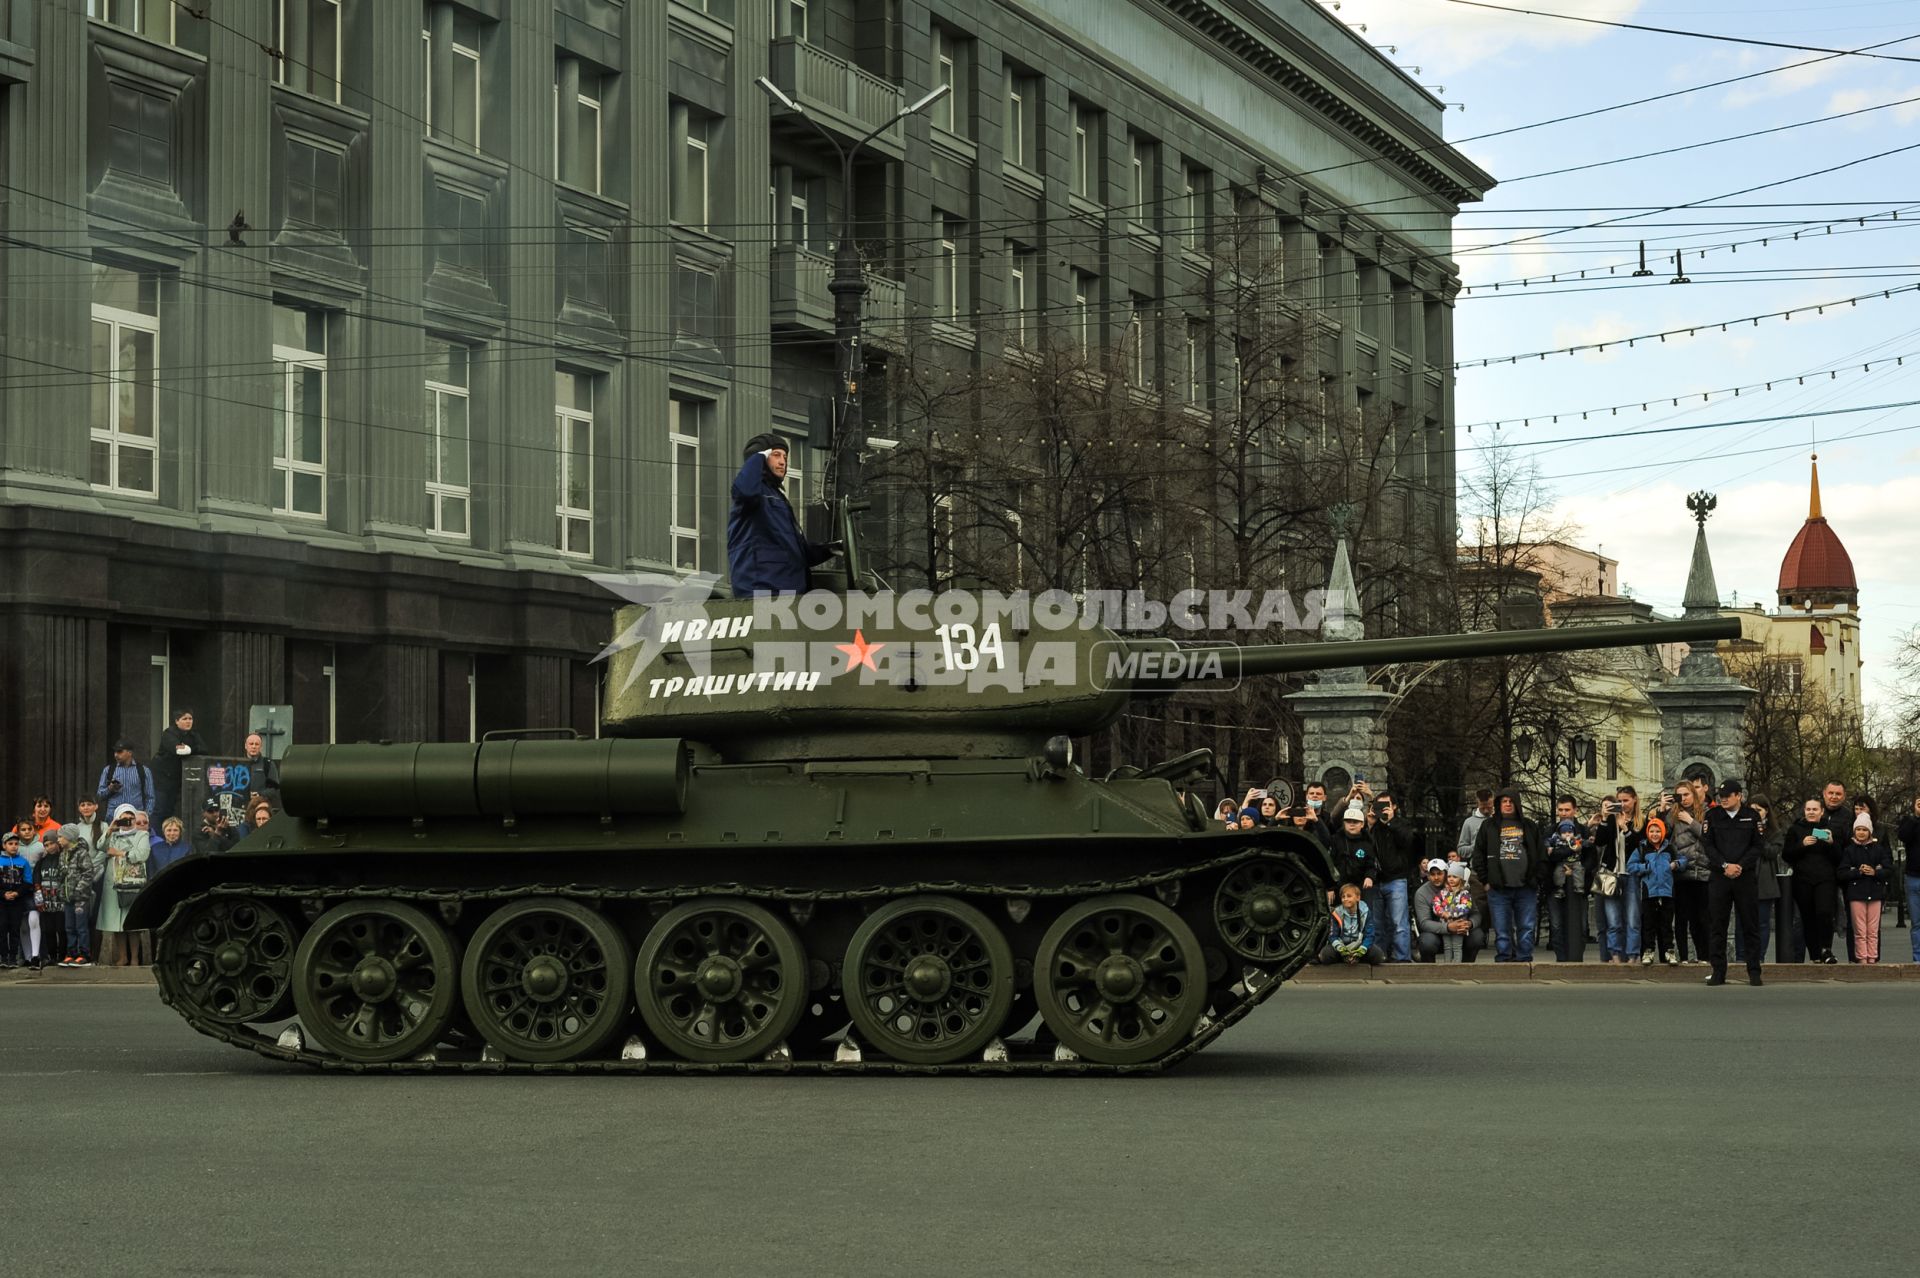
770, 244, 904, 351
766, 37, 906, 163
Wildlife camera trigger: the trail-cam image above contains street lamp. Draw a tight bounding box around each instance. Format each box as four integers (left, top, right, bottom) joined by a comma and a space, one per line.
755, 76, 951, 503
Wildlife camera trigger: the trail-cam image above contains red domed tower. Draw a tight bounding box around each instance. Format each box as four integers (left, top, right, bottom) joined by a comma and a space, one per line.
1776, 455, 1858, 611
1770, 456, 1861, 717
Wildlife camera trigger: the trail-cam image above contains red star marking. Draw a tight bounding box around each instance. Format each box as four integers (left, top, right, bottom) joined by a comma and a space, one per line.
835, 628, 886, 673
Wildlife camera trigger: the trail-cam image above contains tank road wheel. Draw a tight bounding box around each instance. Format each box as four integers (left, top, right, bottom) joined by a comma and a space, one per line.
634, 898, 807, 1063
1035, 895, 1205, 1066
844, 895, 1016, 1065
1213, 853, 1325, 967
460, 899, 633, 1064
292, 901, 462, 1064
156, 896, 299, 1025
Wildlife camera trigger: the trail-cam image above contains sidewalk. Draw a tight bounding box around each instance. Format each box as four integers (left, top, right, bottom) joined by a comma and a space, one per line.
1294, 961, 1920, 984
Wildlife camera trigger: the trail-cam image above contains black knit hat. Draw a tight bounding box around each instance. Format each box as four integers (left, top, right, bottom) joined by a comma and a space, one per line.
742, 433, 792, 458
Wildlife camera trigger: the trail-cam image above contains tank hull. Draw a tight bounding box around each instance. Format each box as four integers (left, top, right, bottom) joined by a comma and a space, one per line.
133, 759, 1334, 1074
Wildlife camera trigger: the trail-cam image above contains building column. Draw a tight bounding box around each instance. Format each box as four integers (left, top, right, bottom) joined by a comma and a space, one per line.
556, 55, 581, 184
283, 0, 310, 89
428, 3, 454, 140
209, 631, 287, 750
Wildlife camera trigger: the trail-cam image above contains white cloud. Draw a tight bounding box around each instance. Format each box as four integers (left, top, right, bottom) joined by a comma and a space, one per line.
1548, 312, 1634, 361
1721, 52, 1850, 108
1824, 85, 1920, 128
1342, 0, 1648, 71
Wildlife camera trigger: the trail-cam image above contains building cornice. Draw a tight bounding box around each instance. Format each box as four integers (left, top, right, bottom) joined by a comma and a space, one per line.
1160, 0, 1494, 206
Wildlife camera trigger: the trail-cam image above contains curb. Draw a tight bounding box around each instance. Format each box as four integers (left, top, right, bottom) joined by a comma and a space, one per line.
1291, 962, 1920, 985
0, 966, 157, 987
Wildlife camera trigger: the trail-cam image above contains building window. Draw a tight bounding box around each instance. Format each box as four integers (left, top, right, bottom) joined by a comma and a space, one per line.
555, 370, 594, 558
669, 398, 706, 572
1128, 295, 1151, 387
272, 306, 327, 517
1605, 739, 1619, 781
1072, 270, 1094, 352
424, 13, 483, 150
1185, 318, 1205, 405
434, 182, 488, 278
932, 28, 956, 133
106, 81, 173, 186
789, 184, 810, 248
1070, 101, 1094, 199
1005, 75, 1027, 168
425, 341, 472, 539
1181, 163, 1207, 247
772, 0, 808, 41
286, 137, 344, 233
678, 116, 711, 230
89, 0, 174, 43
89, 263, 160, 496
1128, 133, 1154, 217
276, 0, 342, 102
935, 215, 962, 320
1007, 242, 1034, 349
554, 66, 604, 194
562, 226, 611, 316
674, 260, 720, 343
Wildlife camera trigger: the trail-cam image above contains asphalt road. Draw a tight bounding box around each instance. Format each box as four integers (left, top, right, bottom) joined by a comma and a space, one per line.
5, 983, 1913, 1276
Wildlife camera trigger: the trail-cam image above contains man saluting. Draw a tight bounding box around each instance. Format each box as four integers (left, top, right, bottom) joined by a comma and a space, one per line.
726, 433, 838, 597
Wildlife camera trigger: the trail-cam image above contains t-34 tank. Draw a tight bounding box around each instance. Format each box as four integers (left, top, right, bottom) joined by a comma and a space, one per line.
129, 570, 1739, 1074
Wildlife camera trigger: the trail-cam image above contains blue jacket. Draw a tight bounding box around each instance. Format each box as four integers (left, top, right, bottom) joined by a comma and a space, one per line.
726, 453, 831, 596
148, 834, 193, 875
1628, 842, 1687, 898
0, 852, 32, 900
96, 760, 156, 815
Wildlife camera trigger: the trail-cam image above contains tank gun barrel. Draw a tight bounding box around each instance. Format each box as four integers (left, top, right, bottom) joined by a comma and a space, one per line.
1119, 616, 1742, 687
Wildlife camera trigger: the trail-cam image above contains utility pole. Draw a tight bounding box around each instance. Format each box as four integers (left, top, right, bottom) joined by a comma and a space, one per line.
756, 77, 950, 504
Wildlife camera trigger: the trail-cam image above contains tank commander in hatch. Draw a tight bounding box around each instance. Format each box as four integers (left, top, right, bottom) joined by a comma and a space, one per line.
727, 433, 839, 597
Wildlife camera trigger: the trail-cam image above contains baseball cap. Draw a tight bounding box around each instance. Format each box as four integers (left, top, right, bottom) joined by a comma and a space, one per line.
1425, 858, 1448, 874
112, 803, 138, 820
1, 830, 18, 845
113, 739, 134, 752
1719, 779, 1744, 797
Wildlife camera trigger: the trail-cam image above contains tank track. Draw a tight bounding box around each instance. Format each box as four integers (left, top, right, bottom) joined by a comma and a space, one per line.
151, 846, 1327, 1076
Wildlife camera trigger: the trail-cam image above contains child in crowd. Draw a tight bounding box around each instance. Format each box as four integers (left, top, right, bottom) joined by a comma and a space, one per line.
1548, 817, 1588, 899
30, 828, 64, 971
1434, 865, 1474, 963
0, 830, 31, 968
57, 824, 97, 967
1319, 883, 1384, 966
1628, 816, 1683, 966
1840, 813, 1890, 964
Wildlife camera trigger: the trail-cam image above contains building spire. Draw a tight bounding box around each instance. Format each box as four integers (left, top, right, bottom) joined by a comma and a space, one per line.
1679, 491, 1729, 680
1808, 453, 1822, 521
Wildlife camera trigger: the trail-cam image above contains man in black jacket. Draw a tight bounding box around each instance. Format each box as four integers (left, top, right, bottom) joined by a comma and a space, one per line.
1704, 778, 1763, 986
1472, 790, 1544, 963
1369, 789, 1419, 962
1819, 780, 1856, 960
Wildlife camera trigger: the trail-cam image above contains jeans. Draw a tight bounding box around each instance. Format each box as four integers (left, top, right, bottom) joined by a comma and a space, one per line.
1489, 885, 1538, 962
1908, 876, 1920, 962
63, 902, 91, 959
1602, 888, 1641, 959
1375, 878, 1411, 961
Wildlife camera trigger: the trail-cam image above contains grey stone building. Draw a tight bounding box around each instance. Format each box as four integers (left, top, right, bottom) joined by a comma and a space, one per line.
0, 0, 1488, 805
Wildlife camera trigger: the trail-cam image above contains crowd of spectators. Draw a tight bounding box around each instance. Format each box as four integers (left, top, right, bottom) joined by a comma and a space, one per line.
0, 711, 280, 971
1220, 776, 1920, 977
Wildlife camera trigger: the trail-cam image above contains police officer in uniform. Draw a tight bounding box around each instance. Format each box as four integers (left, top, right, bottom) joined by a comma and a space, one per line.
1704, 778, 1763, 986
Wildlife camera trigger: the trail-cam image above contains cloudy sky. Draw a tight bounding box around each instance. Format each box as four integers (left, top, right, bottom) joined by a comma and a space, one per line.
1340, 0, 1920, 709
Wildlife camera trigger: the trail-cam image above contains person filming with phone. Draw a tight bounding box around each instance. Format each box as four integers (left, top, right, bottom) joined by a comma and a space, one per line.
1783, 796, 1843, 963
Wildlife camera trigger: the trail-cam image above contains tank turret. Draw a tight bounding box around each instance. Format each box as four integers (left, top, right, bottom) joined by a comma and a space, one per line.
601, 593, 1739, 759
